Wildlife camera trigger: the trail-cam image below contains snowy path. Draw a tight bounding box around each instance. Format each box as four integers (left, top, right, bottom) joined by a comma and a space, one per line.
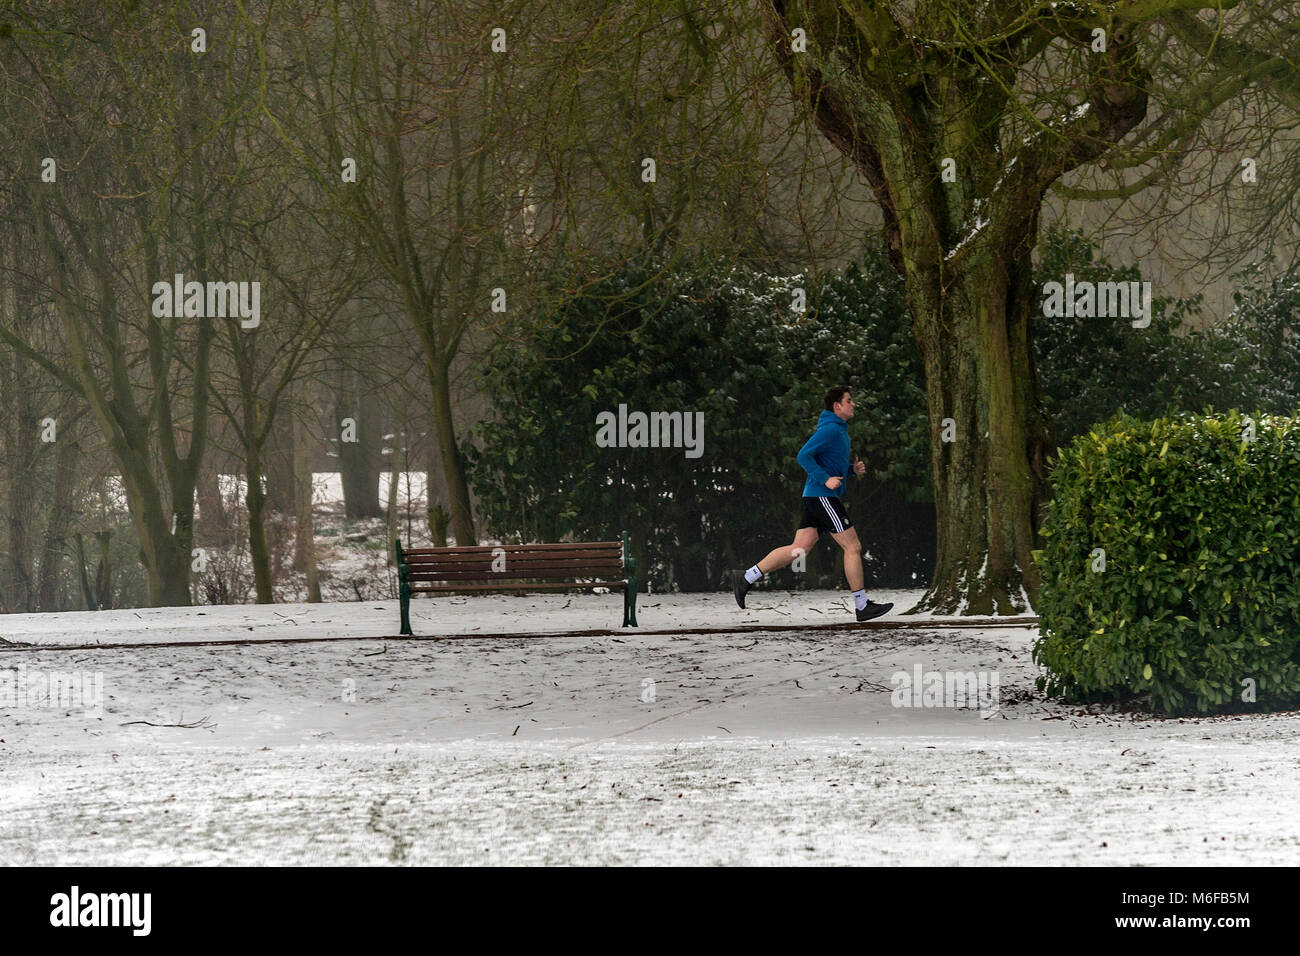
5, 737, 1296, 866
2, 593, 1298, 865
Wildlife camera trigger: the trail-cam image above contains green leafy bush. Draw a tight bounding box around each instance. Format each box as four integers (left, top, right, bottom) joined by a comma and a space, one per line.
1033, 409, 1300, 713
1218, 261, 1300, 413
1033, 226, 1300, 450
1033, 224, 1212, 449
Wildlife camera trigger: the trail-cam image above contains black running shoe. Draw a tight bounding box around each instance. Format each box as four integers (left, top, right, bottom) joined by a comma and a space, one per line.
731, 570, 752, 609
856, 600, 893, 622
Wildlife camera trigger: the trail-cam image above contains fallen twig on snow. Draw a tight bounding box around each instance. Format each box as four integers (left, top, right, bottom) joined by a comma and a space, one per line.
120, 714, 214, 729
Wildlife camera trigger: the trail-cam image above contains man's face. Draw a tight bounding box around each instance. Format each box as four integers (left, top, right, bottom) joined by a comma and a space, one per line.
834, 393, 855, 419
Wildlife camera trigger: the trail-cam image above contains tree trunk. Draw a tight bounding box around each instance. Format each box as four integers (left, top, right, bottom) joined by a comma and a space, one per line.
74, 533, 96, 611
159, 545, 193, 606
906, 253, 1051, 615
423, 420, 450, 546
264, 411, 295, 515
385, 417, 403, 563
292, 394, 322, 602
145, 539, 192, 607
94, 530, 113, 611
2, 340, 35, 613
36, 432, 79, 611
117, 456, 194, 607
337, 373, 383, 519
245, 445, 274, 604
427, 364, 476, 545
196, 459, 227, 540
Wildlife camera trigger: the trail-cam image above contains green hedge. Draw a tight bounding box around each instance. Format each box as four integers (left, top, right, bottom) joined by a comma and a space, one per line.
1033, 409, 1300, 714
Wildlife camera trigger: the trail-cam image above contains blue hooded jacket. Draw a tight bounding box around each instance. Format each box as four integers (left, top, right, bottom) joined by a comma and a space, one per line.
797, 410, 851, 498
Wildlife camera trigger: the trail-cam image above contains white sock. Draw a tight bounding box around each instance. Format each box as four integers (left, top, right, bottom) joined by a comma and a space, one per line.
852, 589, 869, 611
744, 565, 763, 585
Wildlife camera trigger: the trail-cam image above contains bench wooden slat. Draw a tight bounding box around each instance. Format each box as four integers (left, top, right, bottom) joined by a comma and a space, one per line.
402, 542, 621, 556
404, 565, 625, 578
402, 551, 622, 567
408, 568, 623, 582
405, 567, 620, 578
405, 558, 624, 572
403, 556, 622, 566
410, 581, 629, 593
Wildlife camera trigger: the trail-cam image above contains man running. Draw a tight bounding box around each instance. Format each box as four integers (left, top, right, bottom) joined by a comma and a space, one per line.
731, 386, 893, 622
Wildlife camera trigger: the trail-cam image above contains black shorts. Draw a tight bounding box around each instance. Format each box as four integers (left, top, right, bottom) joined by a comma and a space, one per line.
799, 496, 852, 535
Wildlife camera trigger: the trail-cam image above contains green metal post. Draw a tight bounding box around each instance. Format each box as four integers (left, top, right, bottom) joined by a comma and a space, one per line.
622, 530, 638, 627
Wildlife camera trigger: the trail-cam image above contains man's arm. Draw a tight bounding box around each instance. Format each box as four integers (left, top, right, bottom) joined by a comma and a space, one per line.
797, 430, 833, 490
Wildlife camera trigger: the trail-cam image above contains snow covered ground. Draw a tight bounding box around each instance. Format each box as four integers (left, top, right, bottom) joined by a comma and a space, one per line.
2, 590, 1298, 865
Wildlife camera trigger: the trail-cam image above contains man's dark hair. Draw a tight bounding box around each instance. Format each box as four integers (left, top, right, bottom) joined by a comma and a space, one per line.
824, 385, 851, 411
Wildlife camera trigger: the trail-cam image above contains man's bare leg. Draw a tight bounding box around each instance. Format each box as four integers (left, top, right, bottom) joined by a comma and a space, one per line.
734, 527, 820, 608
830, 526, 864, 591
756, 526, 820, 576
829, 525, 891, 619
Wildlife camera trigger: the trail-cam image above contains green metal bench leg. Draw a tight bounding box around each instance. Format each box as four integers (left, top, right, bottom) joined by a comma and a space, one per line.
400, 578, 412, 635
396, 538, 413, 635
624, 576, 637, 627
622, 530, 638, 627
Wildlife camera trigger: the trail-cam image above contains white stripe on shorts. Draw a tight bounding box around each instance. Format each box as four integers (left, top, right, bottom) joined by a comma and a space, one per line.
820, 496, 845, 533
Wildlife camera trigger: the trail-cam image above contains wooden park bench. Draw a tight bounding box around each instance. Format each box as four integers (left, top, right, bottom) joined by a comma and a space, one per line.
394, 532, 638, 635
